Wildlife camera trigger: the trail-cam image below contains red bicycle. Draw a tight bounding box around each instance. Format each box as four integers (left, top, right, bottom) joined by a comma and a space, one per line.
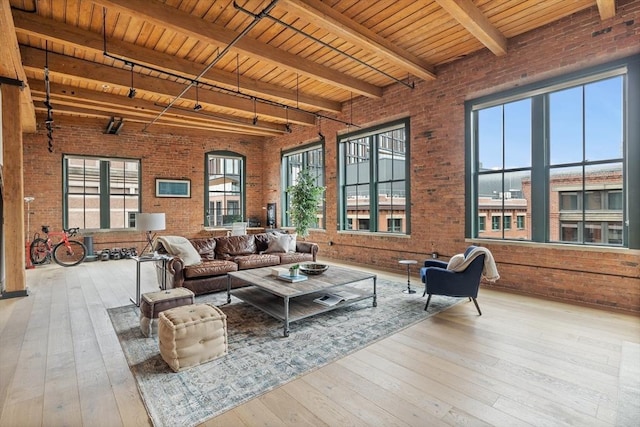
30, 225, 87, 267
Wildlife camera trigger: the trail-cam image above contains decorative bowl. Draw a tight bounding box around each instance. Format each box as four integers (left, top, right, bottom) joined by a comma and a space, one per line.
299, 263, 329, 275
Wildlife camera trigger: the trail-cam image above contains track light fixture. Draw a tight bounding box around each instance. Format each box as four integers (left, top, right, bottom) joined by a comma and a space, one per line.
193, 83, 202, 110
105, 116, 124, 134
126, 61, 136, 98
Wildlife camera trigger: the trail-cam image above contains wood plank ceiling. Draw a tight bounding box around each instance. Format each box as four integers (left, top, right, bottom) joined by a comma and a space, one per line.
8, 0, 614, 137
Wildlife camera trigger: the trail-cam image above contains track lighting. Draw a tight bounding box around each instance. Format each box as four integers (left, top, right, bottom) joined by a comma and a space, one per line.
193, 83, 202, 110
126, 61, 136, 99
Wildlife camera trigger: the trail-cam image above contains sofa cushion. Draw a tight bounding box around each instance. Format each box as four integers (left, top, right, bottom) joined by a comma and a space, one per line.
184, 260, 238, 279
214, 235, 257, 259
189, 238, 217, 261
234, 254, 280, 270
278, 252, 314, 264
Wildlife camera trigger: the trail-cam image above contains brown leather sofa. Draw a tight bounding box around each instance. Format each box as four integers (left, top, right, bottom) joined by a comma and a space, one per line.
154, 233, 319, 295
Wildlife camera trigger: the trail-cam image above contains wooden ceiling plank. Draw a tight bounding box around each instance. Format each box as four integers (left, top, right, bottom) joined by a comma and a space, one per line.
91, 0, 382, 98
596, 0, 616, 20
20, 46, 315, 126
280, 0, 436, 81
12, 9, 341, 113
433, 0, 507, 56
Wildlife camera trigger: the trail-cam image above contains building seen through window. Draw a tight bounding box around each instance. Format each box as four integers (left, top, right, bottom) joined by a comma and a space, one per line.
206, 152, 244, 227
339, 119, 410, 234
64, 156, 140, 230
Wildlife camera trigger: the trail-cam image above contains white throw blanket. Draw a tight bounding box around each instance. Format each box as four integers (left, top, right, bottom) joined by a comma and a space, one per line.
155, 236, 202, 266
451, 246, 500, 283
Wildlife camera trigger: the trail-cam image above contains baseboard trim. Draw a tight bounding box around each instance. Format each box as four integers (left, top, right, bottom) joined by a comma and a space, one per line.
0, 289, 29, 299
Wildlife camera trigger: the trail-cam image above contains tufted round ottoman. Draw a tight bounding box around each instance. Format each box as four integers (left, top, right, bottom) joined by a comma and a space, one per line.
140, 288, 195, 338
158, 303, 228, 372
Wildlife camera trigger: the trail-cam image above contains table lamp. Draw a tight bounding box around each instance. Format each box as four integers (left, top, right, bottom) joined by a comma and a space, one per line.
136, 212, 165, 254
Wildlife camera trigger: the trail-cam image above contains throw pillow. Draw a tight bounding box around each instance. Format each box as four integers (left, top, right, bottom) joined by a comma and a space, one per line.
267, 231, 297, 253
446, 253, 465, 271
156, 236, 202, 266
287, 233, 297, 252
264, 234, 289, 253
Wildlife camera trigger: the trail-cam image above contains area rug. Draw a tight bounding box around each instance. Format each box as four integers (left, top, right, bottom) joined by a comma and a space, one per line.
108, 278, 459, 427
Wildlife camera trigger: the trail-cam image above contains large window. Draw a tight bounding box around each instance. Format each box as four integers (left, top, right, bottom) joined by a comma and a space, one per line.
338, 119, 409, 234
466, 55, 640, 248
64, 155, 140, 230
205, 151, 245, 227
282, 143, 325, 229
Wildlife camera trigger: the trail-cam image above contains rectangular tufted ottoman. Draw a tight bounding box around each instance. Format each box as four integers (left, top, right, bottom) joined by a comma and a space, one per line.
158, 303, 228, 372
140, 288, 195, 338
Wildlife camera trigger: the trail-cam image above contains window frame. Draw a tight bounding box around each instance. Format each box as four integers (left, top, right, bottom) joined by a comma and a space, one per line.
204, 150, 246, 227
63, 154, 141, 231
465, 54, 640, 249
338, 118, 411, 234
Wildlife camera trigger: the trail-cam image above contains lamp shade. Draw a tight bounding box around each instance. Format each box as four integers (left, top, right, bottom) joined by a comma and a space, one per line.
136, 213, 166, 231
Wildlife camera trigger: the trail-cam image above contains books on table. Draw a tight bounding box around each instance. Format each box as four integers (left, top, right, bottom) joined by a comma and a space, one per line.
277, 273, 308, 283
314, 290, 360, 306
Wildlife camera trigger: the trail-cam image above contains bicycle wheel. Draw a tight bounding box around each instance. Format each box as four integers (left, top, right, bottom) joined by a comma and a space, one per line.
30, 238, 50, 265
53, 240, 87, 267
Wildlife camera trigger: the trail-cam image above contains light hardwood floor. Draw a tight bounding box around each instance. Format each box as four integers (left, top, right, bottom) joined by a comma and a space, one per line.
1, 259, 638, 426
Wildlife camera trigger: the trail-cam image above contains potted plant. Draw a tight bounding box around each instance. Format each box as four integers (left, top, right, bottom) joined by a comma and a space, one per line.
286, 167, 324, 238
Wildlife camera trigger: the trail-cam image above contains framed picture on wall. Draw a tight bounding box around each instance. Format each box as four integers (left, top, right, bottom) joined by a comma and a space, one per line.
156, 178, 191, 198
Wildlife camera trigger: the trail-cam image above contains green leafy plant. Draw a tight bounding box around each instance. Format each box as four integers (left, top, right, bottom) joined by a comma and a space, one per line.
286, 167, 324, 238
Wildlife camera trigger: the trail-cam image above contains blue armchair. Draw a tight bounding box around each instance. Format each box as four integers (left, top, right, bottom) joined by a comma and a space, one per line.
420, 245, 485, 315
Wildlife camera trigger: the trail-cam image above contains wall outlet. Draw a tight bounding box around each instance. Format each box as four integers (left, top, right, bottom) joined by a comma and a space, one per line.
431, 252, 438, 259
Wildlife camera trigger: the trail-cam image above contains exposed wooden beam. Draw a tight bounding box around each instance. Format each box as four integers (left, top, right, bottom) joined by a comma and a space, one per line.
92, 0, 383, 98
281, 0, 436, 81
434, 0, 507, 56
596, 0, 616, 20
33, 104, 280, 137
0, 0, 35, 132
12, 9, 342, 114
20, 46, 316, 126
29, 81, 286, 136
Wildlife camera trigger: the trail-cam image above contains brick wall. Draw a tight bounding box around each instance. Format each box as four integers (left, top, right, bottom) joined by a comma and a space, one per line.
21, 2, 640, 312
261, 2, 640, 312
23, 119, 265, 254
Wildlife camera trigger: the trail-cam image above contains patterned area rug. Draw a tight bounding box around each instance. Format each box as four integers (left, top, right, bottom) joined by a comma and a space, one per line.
108, 278, 458, 427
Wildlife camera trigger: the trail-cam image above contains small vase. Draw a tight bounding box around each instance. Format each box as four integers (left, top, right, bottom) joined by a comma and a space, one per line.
289, 267, 298, 277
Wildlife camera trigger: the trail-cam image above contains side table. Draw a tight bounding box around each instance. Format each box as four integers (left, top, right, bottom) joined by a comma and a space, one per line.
130, 255, 171, 307
398, 259, 418, 294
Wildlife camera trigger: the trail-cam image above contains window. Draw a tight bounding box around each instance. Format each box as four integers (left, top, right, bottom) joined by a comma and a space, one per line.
478, 216, 486, 232
282, 143, 325, 229
503, 215, 512, 230
387, 218, 402, 232
339, 119, 409, 234
492, 216, 500, 231
467, 55, 639, 248
64, 155, 140, 230
205, 151, 245, 227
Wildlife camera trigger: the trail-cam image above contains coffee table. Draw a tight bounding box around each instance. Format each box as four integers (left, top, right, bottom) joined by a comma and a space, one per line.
227, 265, 377, 337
